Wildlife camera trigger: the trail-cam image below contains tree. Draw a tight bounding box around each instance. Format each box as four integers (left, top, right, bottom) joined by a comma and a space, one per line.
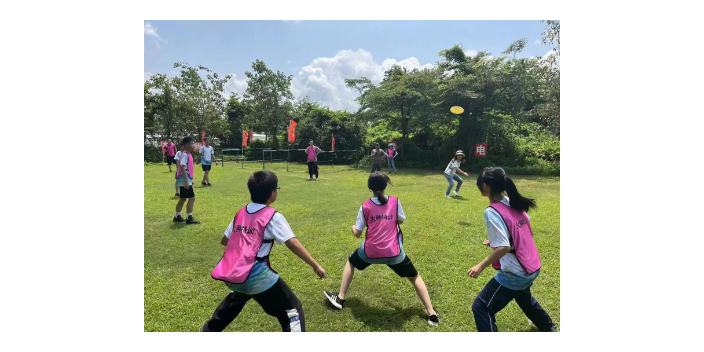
242, 60, 293, 150
225, 93, 250, 147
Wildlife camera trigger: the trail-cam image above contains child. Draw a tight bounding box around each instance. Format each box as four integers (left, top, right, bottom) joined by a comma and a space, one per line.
305, 140, 323, 180
370, 143, 387, 173
173, 137, 200, 224
444, 150, 469, 198
324, 172, 440, 326
467, 167, 557, 332
202, 170, 326, 332
163, 139, 177, 172
199, 137, 214, 186
387, 144, 397, 174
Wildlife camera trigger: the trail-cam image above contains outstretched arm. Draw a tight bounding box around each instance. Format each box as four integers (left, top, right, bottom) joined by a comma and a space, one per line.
285, 238, 326, 278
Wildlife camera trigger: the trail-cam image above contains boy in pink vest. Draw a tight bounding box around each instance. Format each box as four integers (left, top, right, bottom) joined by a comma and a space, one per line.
163, 138, 177, 172
173, 137, 200, 224
202, 170, 326, 332
323, 172, 440, 326
304, 140, 323, 180
467, 167, 557, 332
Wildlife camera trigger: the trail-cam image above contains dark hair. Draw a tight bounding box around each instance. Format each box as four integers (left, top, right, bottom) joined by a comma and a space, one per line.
204, 137, 210, 142
368, 172, 393, 205
476, 167, 536, 212
248, 170, 278, 204
181, 137, 193, 146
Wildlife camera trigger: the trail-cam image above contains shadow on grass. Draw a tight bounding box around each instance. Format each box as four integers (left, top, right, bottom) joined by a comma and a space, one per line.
342, 297, 423, 331
458, 221, 472, 227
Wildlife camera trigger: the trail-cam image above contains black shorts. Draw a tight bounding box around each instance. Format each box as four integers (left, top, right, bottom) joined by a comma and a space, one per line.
179, 186, 196, 199
348, 249, 418, 278
202, 164, 212, 171
166, 156, 175, 165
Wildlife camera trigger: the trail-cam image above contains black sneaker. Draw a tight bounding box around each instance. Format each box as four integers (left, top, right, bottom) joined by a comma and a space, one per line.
173, 215, 184, 222
427, 310, 440, 327
186, 216, 200, 225
324, 291, 346, 310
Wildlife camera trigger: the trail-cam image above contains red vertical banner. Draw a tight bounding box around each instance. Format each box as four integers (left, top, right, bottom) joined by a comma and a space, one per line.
243, 130, 249, 147
289, 120, 297, 142
332, 133, 335, 152
202, 131, 205, 141
475, 143, 488, 157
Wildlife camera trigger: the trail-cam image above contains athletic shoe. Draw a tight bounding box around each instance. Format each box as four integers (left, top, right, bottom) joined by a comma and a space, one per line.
175, 193, 180, 197
445, 194, 451, 198
186, 216, 200, 225
427, 311, 440, 327
207, 183, 213, 187
454, 191, 460, 197
308, 177, 312, 180
315, 177, 319, 181
201, 181, 207, 186
323, 291, 346, 310
544, 324, 558, 332
173, 215, 185, 222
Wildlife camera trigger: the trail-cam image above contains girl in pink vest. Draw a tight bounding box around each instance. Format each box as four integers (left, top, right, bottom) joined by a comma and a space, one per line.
323, 172, 440, 326
467, 167, 557, 332
202, 170, 326, 332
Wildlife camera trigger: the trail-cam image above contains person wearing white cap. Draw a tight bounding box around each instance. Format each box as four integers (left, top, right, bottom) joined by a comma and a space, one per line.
444, 150, 469, 198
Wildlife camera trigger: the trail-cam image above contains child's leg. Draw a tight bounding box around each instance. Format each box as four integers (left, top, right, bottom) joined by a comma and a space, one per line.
175, 198, 187, 212
445, 175, 454, 196
175, 179, 179, 195
407, 275, 436, 316
308, 162, 314, 178
471, 277, 515, 332
201, 291, 251, 332
338, 259, 355, 299
453, 174, 464, 192
253, 278, 306, 332
514, 286, 556, 331
186, 197, 195, 214
205, 170, 210, 183
314, 162, 319, 178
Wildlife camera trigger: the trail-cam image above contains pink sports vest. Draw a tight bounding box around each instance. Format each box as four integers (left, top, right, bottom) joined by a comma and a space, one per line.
175, 153, 194, 180
362, 196, 402, 258
489, 202, 541, 274
388, 148, 394, 158
211, 206, 278, 284
307, 146, 317, 161
165, 143, 176, 156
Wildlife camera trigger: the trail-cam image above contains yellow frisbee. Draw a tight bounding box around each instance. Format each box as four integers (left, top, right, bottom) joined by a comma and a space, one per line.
450, 106, 464, 114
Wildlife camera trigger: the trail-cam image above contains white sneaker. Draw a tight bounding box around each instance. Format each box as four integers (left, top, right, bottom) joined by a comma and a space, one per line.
308, 177, 312, 180
445, 194, 452, 198
454, 191, 460, 197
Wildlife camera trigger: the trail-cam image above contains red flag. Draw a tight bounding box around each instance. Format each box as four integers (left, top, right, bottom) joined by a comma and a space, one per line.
250, 127, 254, 144
289, 120, 297, 142
332, 133, 335, 152
202, 131, 205, 141
242, 130, 249, 147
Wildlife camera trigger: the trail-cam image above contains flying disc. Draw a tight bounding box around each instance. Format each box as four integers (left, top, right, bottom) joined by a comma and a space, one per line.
450, 106, 464, 114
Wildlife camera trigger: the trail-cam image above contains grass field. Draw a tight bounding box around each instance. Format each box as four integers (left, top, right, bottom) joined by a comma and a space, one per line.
144, 162, 560, 332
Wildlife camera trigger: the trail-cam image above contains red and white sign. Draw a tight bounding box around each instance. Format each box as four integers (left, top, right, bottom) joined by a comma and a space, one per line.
475, 143, 487, 157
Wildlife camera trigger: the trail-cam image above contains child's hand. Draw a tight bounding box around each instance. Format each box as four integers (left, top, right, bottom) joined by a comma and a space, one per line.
314, 265, 326, 279
483, 240, 491, 246
467, 265, 484, 279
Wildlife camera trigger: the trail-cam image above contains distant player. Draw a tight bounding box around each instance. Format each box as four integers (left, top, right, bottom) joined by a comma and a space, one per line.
163, 139, 177, 173
199, 137, 214, 186
305, 140, 324, 180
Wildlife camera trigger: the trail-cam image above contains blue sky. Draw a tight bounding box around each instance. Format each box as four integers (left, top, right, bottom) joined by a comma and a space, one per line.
145, 20, 553, 111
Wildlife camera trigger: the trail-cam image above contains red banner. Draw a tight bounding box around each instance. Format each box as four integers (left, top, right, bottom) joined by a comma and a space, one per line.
202, 131, 206, 141
332, 133, 335, 152
288, 120, 297, 143
243, 130, 249, 147
475, 143, 487, 157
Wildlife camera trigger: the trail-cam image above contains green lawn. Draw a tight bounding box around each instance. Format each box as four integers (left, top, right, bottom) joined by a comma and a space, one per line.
144, 162, 560, 332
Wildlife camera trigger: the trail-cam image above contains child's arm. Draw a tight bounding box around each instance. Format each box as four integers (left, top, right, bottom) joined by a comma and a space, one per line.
285, 238, 326, 279
351, 225, 363, 238
468, 246, 510, 278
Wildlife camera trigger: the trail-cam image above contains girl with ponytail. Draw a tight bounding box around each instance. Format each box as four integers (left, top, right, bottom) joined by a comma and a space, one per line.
466, 167, 557, 332
323, 172, 440, 326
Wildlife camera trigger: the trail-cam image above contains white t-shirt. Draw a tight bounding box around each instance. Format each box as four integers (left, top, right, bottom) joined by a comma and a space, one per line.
355, 196, 406, 231
224, 203, 296, 257
178, 152, 193, 186
484, 197, 532, 275
199, 146, 214, 162
444, 159, 462, 175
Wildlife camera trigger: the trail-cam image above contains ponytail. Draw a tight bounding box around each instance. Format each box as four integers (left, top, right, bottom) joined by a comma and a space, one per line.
375, 190, 388, 205
504, 176, 536, 212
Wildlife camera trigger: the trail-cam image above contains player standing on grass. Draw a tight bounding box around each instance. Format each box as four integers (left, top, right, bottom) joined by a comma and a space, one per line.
163, 139, 177, 173
304, 140, 324, 180
370, 143, 387, 173
199, 137, 214, 186
173, 137, 200, 225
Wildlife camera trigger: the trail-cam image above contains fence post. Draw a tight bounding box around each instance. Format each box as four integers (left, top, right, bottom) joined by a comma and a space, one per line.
241, 148, 244, 169
332, 152, 334, 168
262, 149, 265, 170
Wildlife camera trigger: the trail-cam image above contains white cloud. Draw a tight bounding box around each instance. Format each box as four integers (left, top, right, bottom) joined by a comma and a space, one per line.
144, 72, 153, 81
224, 73, 249, 97
535, 39, 542, 45
290, 49, 433, 111
144, 22, 165, 49
540, 49, 560, 67
464, 49, 478, 58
